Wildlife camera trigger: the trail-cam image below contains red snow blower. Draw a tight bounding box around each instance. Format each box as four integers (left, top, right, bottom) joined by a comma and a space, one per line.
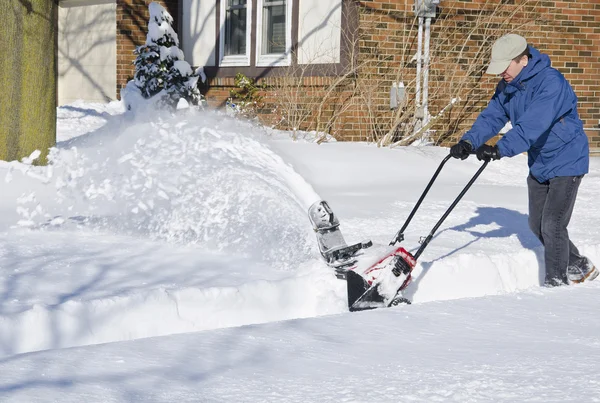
308, 154, 488, 311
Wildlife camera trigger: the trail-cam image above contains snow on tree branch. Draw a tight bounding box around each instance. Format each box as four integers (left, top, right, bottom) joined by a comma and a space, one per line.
122, 1, 204, 113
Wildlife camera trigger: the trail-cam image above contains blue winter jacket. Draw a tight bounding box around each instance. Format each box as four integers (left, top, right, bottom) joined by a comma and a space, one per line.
461, 45, 589, 183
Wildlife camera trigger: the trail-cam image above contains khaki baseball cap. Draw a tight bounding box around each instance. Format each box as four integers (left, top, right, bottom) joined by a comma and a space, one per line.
486, 34, 528, 75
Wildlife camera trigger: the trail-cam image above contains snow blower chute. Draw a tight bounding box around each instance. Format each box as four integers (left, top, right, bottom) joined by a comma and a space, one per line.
308, 154, 488, 311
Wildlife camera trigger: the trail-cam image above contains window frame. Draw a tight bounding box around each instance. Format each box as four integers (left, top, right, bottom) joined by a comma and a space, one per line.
219, 0, 252, 67
207, 0, 357, 78
255, 0, 292, 67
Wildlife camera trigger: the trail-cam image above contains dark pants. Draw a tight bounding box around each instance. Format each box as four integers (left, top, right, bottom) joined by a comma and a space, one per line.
527, 174, 583, 285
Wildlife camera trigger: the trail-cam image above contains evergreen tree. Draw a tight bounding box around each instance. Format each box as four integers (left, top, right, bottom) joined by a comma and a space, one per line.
132, 2, 202, 107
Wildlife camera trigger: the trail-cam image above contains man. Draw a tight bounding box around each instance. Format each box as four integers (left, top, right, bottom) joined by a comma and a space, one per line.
449, 33, 597, 286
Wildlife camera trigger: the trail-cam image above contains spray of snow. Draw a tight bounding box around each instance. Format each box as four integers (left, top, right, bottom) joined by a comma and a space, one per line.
8, 109, 321, 268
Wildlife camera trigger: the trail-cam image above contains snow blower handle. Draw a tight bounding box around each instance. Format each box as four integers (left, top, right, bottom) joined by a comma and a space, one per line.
412, 158, 488, 259
390, 152, 484, 247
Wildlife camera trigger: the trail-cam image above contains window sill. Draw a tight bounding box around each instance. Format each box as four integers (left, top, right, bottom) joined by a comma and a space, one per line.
256, 54, 291, 67
220, 55, 251, 67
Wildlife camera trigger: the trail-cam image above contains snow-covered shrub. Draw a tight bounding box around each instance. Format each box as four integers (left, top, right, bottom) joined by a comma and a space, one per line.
228, 73, 265, 119
123, 2, 204, 112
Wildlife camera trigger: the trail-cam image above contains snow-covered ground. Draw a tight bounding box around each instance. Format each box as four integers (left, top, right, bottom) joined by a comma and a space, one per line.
1, 102, 599, 402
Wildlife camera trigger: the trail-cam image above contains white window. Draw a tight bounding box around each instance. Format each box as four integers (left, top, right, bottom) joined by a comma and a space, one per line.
256, 0, 292, 66
219, 0, 252, 66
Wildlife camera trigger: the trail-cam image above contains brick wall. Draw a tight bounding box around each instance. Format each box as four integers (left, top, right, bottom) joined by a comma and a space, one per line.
116, 0, 179, 96
350, 0, 600, 147
204, 74, 357, 137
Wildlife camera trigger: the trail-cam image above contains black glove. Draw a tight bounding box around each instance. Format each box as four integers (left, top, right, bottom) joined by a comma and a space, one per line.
476, 144, 501, 162
449, 140, 472, 160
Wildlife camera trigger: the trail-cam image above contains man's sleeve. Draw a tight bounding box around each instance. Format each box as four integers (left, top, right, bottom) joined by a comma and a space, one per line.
461, 88, 509, 150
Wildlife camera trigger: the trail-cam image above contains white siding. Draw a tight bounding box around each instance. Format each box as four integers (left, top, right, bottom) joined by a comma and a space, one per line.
182, 0, 217, 67
298, 0, 342, 65
58, 0, 116, 105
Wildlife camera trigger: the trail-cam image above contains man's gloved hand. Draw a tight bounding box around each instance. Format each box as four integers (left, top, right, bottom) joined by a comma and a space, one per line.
449, 140, 473, 160
476, 144, 501, 162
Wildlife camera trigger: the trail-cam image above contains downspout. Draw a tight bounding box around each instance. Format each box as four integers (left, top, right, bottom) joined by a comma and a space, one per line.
178, 0, 183, 49
415, 16, 423, 109
422, 17, 431, 126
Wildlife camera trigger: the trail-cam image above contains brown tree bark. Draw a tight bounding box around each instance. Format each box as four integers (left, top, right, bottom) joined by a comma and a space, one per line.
0, 0, 57, 164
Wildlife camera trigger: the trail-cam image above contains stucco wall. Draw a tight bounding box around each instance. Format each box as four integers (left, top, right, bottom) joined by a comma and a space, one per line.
58, 0, 117, 105
298, 0, 342, 64
181, 0, 217, 67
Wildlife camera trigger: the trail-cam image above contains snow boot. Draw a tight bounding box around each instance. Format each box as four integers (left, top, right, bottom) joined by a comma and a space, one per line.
567, 257, 599, 284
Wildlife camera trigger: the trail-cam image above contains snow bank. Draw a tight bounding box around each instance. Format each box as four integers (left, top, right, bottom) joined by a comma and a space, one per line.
0, 262, 344, 356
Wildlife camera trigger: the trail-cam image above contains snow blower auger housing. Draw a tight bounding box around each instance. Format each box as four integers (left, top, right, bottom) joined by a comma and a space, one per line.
308, 154, 488, 312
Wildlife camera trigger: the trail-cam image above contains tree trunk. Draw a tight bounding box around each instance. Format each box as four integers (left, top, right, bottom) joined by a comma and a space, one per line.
0, 0, 57, 165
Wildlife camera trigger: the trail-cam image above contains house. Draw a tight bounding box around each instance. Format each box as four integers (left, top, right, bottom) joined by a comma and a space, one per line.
57, 0, 600, 150
57, 0, 347, 103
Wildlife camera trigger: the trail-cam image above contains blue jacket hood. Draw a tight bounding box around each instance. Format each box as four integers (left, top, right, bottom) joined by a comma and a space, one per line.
515, 46, 549, 82
498, 46, 549, 95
